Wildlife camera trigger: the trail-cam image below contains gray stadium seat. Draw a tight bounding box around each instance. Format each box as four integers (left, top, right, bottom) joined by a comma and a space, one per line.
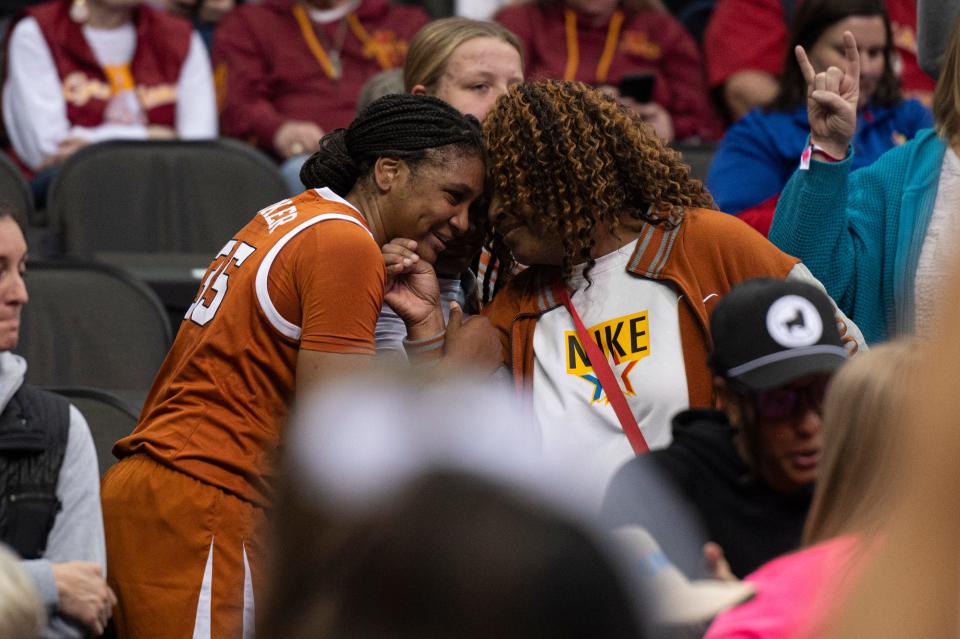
17, 260, 172, 391
46, 138, 289, 256
674, 142, 717, 183
0, 151, 34, 223
48, 387, 140, 476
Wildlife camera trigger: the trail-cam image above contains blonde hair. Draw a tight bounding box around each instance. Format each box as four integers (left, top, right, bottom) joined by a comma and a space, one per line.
802, 339, 921, 546
933, 15, 960, 145
0, 544, 44, 639
403, 18, 524, 93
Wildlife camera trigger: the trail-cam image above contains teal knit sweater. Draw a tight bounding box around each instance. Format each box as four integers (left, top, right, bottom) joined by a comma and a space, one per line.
769, 128, 946, 344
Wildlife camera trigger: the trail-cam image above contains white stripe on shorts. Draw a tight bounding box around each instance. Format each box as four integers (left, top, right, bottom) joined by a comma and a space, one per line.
192, 539, 215, 639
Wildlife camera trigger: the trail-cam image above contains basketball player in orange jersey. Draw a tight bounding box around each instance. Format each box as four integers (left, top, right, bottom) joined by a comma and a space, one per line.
100, 94, 498, 639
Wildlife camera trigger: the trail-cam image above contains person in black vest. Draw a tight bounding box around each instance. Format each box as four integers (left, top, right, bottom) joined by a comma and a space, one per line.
602, 278, 850, 578
0, 209, 115, 637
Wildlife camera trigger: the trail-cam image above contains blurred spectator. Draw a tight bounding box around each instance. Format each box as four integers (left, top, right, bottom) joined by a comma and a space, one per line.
2, 0, 217, 205
705, 339, 918, 638
495, 0, 721, 142
213, 0, 429, 192
264, 470, 646, 639
707, 0, 931, 236
605, 278, 848, 578
266, 375, 752, 639
0, 209, 115, 637
705, 0, 935, 121
0, 544, 44, 639
770, 17, 960, 343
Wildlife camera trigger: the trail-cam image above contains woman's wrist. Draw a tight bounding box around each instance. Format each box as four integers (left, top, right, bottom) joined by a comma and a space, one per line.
808, 136, 849, 162
404, 307, 445, 342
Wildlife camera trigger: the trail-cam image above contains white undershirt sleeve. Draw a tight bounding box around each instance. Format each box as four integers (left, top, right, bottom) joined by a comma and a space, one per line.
175, 31, 217, 139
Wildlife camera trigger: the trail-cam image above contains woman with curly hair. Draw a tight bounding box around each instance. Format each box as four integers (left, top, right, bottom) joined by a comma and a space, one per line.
387, 80, 864, 499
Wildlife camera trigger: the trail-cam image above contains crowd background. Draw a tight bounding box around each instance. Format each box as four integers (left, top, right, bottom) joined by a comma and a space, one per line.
0, 0, 959, 637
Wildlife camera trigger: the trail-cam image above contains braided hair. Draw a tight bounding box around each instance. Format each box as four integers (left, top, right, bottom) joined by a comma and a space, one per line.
300, 94, 484, 194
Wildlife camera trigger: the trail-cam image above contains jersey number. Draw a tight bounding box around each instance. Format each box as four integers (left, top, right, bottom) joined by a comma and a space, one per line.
186, 240, 257, 326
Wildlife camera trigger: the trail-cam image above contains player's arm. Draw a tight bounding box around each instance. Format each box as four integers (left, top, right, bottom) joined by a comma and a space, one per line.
295, 349, 374, 393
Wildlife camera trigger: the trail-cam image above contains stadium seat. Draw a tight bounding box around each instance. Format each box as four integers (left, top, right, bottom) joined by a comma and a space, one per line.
0, 151, 34, 224
46, 138, 289, 256
17, 260, 172, 391
674, 142, 717, 182
47, 387, 140, 476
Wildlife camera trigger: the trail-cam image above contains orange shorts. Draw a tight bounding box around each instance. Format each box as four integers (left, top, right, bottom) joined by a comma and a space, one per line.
101, 456, 267, 639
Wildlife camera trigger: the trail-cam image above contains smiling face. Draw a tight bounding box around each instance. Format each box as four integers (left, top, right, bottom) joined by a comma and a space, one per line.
809, 15, 887, 107
0, 217, 28, 352
382, 150, 486, 265
427, 37, 524, 121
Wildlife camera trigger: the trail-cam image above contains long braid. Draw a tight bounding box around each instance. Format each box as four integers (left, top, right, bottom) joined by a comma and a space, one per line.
301, 94, 483, 193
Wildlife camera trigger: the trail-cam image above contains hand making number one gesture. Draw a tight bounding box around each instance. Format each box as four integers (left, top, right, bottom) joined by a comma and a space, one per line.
796, 30, 860, 160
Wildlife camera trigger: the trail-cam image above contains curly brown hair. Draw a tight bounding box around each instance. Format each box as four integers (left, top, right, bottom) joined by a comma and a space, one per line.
483, 80, 715, 286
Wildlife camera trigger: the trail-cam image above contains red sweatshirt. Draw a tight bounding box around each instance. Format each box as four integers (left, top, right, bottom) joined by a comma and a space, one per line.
212, 0, 428, 156
496, 2, 722, 141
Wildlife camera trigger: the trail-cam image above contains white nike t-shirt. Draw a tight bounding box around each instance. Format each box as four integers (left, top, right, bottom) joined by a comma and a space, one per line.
532, 239, 689, 503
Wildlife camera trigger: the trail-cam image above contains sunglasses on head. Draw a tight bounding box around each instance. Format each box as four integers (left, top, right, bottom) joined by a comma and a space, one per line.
742, 375, 832, 421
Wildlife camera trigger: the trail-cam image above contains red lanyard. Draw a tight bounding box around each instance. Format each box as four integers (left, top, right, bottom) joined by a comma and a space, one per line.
555, 284, 649, 455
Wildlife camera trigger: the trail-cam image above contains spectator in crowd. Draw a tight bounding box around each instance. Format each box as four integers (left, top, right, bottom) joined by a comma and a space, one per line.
100, 95, 499, 639
375, 17, 523, 356
495, 0, 721, 142
262, 376, 694, 639
0, 210, 115, 637
264, 470, 646, 639
707, 0, 931, 236
770, 18, 960, 343
2, 0, 217, 205
405, 17, 523, 121
0, 544, 44, 639
385, 81, 864, 504
705, 0, 935, 121
213, 0, 429, 193
604, 278, 848, 579
704, 339, 917, 638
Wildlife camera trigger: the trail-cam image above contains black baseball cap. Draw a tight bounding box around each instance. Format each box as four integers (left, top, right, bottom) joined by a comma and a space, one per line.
708, 278, 848, 391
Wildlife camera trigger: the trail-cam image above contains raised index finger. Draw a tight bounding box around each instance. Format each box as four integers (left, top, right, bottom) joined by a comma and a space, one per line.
842, 30, 860, 85
794, 45, 817, 88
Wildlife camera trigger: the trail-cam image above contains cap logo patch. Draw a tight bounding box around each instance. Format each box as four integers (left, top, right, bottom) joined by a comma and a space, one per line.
766, 295, 822, 348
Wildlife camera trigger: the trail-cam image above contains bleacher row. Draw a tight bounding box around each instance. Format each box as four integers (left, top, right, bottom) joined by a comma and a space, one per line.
7, 137, 716, 476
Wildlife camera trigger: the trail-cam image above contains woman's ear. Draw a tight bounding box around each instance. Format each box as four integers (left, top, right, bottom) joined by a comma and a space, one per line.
372, 157, 403, 191
411, 84, 429, 96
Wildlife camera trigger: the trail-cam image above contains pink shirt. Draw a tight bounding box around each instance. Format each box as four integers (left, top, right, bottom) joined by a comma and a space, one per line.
705, 536, 862, 639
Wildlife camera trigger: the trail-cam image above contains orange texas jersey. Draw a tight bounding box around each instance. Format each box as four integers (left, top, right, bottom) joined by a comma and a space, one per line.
115, 187, 386, 506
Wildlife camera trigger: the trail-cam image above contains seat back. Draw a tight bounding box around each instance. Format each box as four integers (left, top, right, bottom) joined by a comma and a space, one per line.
48, 387, 140, 476
17, 261, 172, 390
46, 139, 289, 256
676, 143, 718, 182
0, 151, 34, 223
